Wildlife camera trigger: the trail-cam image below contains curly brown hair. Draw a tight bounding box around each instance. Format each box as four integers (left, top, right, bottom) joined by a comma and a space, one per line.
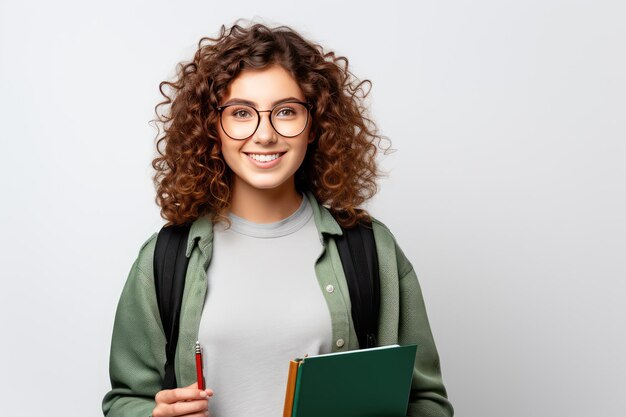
151, 20, 390, 227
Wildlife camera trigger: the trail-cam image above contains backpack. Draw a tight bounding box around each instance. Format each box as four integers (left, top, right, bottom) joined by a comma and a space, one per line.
153, 219, 380, 389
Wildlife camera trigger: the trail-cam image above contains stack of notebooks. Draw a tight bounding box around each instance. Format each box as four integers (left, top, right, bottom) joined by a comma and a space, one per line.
283, 344, 417, 417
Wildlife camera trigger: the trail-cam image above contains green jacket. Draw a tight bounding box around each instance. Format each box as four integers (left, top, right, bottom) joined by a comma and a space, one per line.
102, 192, 454, 416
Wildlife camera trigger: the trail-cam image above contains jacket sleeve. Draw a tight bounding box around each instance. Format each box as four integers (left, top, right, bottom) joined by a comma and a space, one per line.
393, 239, 454, 417
366, 217, 454, 417
102, 233, 166, 417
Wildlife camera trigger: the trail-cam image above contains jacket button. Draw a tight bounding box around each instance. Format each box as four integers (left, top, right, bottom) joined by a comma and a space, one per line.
326, 284, 334, 293
336, 338, 345, 348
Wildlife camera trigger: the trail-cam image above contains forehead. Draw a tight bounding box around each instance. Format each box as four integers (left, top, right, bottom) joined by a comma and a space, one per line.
221, 64, 305, 106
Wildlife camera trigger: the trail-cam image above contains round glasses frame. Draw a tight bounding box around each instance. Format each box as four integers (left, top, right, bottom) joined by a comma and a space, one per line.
216, 100, 313, 140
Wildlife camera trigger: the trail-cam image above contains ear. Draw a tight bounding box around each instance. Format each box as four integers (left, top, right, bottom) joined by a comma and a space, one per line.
307, 131, 316, 144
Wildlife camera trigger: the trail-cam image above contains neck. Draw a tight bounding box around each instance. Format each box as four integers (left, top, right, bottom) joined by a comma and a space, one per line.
229, 177, 303, 223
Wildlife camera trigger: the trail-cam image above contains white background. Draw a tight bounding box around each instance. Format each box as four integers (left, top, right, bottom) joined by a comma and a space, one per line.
1, 1, 625, 416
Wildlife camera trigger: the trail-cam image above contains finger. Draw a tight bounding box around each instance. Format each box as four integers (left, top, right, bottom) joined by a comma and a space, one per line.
153, 399, 209, 417
184, 382, 214, 398
168, 399, 209, 416
156, 387, 209, 405
180, 412, 210, 417
182, 382, 214, 397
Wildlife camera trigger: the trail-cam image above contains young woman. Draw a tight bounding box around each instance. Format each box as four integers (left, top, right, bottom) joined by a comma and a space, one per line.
103, 21, 454, 417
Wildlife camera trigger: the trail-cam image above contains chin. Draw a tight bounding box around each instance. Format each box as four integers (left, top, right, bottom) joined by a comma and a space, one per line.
241, 174, 294, 191
250, 183, 282, 190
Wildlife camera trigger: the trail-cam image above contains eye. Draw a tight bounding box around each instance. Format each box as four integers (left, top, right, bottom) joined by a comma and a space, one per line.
232, 108, 252, 118
275, 106, 298, 118
225, 105, 255, 120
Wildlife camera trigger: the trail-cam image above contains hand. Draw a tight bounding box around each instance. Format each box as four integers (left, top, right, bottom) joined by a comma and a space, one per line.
152, 382, 214, 417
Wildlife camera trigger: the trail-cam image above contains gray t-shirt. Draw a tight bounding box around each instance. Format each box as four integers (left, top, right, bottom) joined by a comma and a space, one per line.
197, 195, 333, 417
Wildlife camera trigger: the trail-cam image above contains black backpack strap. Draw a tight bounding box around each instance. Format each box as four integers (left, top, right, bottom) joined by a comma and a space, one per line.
153, 223, 192, 389
335, 221, 380, 349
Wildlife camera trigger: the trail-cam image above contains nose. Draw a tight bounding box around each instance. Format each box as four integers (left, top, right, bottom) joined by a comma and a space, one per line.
253, 111, 277, 145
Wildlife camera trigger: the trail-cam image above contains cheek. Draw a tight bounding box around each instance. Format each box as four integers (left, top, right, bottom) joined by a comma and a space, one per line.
297, 141, 310, 159
223, 150, 242, 174
299, 130, 313, 156
290, 141, 310, 171
218, 139, 241, 170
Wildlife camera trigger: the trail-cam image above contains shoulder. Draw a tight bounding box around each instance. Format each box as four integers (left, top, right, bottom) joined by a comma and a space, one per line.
133, 231, 158, 277
114, 231, 159, 310
369, 216, 414, 278
369, 215, 394, 245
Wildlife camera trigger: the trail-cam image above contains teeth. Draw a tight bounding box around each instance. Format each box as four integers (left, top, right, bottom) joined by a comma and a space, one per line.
248, 153, 281, 162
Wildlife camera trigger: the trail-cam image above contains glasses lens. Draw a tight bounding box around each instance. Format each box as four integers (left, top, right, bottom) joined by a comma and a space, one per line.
271, 102, 309, 137
220, 105, 258, 140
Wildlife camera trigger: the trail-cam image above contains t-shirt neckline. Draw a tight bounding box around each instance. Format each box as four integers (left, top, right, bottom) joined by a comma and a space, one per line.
226, 195, 312, 238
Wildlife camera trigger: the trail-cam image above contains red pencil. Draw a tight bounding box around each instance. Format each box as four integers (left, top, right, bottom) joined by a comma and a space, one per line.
195, 341, 205, 390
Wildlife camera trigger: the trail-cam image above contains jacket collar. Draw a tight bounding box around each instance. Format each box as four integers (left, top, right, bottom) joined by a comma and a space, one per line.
185, 190, 343, 257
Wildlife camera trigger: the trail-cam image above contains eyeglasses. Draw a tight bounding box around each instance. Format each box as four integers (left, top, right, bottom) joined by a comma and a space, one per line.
216, 100, 313, 140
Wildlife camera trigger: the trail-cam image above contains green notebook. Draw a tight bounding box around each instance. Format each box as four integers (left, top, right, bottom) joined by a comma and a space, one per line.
288, 344, 417, 417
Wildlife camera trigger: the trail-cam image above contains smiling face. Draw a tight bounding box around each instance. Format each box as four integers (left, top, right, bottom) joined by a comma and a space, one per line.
217, 64, 313, 196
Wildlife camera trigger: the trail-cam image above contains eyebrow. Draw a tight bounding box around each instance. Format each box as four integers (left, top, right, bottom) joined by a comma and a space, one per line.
220, 96, 304, 107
